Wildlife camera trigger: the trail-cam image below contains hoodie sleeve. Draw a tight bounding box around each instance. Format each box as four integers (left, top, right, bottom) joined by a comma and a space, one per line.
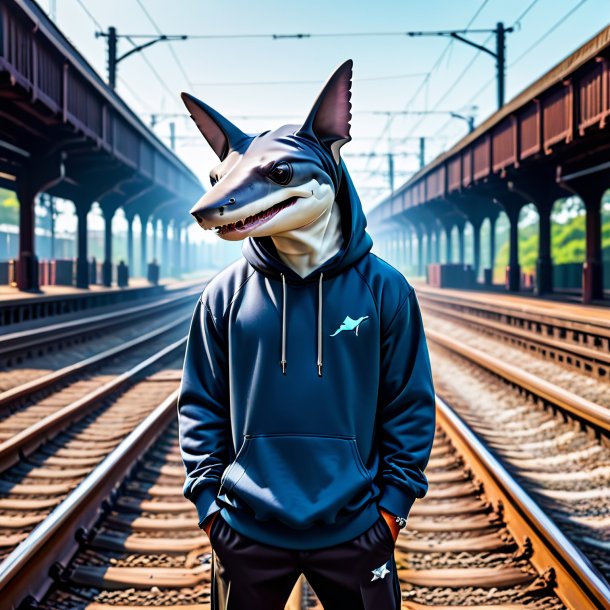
177, 296, 230, 528
376, 286, 436, 520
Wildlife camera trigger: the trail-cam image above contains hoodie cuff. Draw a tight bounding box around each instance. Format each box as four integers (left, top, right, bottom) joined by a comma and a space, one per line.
192, 486, 222, 529
378, 483, 418, 519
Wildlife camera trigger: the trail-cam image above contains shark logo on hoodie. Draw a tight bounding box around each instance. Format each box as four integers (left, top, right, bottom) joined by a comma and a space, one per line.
330, 315, 369, 337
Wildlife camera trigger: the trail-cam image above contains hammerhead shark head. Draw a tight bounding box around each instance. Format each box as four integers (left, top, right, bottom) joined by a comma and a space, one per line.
330, 315, 370, 337
181, 60, 354, 278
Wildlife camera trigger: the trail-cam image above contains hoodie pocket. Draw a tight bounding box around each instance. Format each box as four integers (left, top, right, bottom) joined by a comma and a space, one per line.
220, 432, 374, 529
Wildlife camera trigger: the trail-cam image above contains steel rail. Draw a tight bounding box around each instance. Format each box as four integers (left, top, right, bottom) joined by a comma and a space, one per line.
2, 391, 607, 608
420, 298, 610, 370
0, 310, 193, 415
0, 389, 180, 609
0, 329, 187, 472
436, 395, 610, 609
415, 286, 610, 339
425, 328, 610, 433
0, 283, 201, 359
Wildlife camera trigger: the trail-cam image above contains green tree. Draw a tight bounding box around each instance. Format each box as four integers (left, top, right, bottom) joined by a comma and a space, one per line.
0, 188, 19, 225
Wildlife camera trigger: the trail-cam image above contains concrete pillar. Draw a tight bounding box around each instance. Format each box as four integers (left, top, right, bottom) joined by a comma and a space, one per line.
457, 223, 465, 264
101, 206, 116, 287
75, 202, 91, 289
151, 219, 158, 263
140, 214, 149, 277
433, 227, 441, 263
558, 182, 605, 302
417, 229, 424, 276
489, 215, 497, 273
162, 220, 170, 277
16, 189, 38, 291
471, 218, 483, 281
532, 200, 553, 295
444, 225, 453, 263
183, 227, 190, 273
583, 194, 603, 302
505, 206, 521, 292
173, 223, 182, 277
126, 212, 135, 277
401, 226, 409, 269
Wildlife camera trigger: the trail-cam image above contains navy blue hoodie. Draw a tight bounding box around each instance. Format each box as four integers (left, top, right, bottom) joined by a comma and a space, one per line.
177, 161, 436, 550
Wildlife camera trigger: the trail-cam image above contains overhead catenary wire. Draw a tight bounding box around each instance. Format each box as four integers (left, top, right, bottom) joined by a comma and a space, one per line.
134, 0, 196, 91
123, 36, 179, 102
74, 0, 103, 30
428, 0, 544, 139
430, 0, 588, 141
71, 0, 180, 109
191, 72, 428, 87
361, 0, 491, 190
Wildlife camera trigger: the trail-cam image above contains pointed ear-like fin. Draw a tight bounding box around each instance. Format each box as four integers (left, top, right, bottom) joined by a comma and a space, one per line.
181, 92, 249, 160
297, 59, 353, 163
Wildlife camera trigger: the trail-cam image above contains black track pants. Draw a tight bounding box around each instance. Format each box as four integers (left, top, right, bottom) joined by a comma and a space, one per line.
209, 512, 402, 610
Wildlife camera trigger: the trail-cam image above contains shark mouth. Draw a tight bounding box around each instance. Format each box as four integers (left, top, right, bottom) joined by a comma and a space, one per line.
214, 196, 300, 235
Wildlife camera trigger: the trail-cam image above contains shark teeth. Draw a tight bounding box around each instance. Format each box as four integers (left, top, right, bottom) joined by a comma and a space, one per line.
213, 196, 299, 235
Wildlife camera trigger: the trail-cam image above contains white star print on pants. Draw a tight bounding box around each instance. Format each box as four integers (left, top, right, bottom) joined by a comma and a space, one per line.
370, 560, 391, 581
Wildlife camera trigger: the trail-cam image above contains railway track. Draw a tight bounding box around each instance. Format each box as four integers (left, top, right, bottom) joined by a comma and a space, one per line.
0, 281, 203, 393
0, 278, 210, 592
415, 284, 610, 381
0, 328, 187, 562
1, 393, 606, 610
424, 323, 610, 587
0, 278, 209, 471
0, 281, 208, 565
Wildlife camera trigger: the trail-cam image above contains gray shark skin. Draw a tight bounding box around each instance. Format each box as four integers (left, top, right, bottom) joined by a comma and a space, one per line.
329, 315, 369, 337
180, 60, 353, 248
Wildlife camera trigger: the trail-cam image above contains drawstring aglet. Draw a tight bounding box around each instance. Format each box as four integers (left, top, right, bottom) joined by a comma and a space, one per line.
317, 363, 322, 377
281, 360, 287, 374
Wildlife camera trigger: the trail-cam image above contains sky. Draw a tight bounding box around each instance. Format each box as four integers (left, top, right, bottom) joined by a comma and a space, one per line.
36, 0, 610, 240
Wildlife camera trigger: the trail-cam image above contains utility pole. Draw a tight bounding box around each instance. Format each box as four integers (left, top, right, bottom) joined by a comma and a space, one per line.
408, 23, 513, 109
496, 22, 506, 111
419, 137, 425, 170
96, 28, 187, 90
387, 153, 395, 195
107, 27, 117, 90
345, 151, 417, 194
169, 122, 176, 151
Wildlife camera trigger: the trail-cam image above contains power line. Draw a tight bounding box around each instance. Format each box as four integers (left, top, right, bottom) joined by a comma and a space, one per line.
414, 0, 541, 142
124, 35, 179, 102
191, 72, 428, 87
362, 0, 490, 184
108, 26, 516, 40
134, 0, 196, 91
117, 75, 154, 112
431, 0, 587, 140
74, 0, 103, 30
509, 0, 589, 66
511, 0, 543, 28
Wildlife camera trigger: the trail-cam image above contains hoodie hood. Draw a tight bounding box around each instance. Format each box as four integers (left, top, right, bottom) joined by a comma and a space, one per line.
241, 158, 373, 378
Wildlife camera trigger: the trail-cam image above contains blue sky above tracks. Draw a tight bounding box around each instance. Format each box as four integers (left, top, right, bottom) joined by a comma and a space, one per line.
40, 0, 609, 222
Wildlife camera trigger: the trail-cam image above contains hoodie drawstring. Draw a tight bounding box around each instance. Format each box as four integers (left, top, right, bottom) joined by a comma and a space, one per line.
317, 272, 324, 377
279, 271, 324, 377
280, 273, 287, 375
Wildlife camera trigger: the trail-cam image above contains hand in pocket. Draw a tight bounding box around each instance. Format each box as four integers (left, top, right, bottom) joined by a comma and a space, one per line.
202, 512, 220, 541
378, 507, 400, 544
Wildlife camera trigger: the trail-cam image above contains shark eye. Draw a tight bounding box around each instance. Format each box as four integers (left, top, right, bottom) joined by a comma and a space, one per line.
210, 175, 218, 187
268, 161, 292, 185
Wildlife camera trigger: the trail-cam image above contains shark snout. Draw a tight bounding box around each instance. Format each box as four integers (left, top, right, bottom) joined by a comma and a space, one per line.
190, 194, 239, 225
